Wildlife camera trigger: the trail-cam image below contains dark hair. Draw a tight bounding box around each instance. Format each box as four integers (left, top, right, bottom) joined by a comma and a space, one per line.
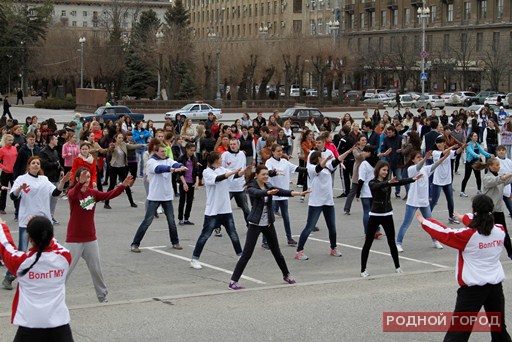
18, 217, 54, 277
362, 145, 378, 166
363, 121, 374, 129
309, 151, 322, 165
246, 165, 268, 185
147, 138, 161, 153
207, 151, 222, 166
271, 143, 282, 152
374, 160, 390, 180
408, 131, 421, 150
260, 126, 270, 134
26, 156, 44, 175
473, 157, 499, 171
468, 195, 495, 236
430, 120, 439, 129
73, 166, 90, 185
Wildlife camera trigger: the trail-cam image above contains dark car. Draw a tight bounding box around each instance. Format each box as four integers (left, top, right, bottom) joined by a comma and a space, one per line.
84, 106, 145, 122
345, 90, 363, 102
281, 107, 337, 131
464, 91, 499, 106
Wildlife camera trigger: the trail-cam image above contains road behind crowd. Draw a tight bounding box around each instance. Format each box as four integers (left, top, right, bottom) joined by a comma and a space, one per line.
0, 104, 508, 341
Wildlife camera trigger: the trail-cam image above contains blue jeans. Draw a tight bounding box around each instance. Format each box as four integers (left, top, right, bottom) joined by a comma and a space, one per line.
390, 164, 401, 195
297, 205, 337, 251
504, 196, 512, 218
192, 213, 242, 259
430, 184, 454, 218
6, 226, 28, 279
263, 200, 292, 244
361, 198, 372, 234
136, 149, 145, 176
230, 191, 250, 224
131, 200, 179, 247
396, 205, 433, 245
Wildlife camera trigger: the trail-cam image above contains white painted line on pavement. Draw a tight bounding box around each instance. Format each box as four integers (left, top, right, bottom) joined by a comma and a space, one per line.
299, 236, 450, 269
143, 246, 267, 285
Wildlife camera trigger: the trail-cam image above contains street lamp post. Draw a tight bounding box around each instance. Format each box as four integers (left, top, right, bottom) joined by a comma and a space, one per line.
79, 37, 86, 88
155, 31, 164, 100
417, 5, 430, 96
20, 41, 25, 94
208, 31, 222, 102
329, 20, 340, 98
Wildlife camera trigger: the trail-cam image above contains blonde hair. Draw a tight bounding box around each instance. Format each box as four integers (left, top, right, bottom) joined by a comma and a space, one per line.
0, 134, 13, 147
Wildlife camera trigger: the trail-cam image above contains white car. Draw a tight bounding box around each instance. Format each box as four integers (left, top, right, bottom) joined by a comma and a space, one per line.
484, 93, 507, 106
416, 94, 445, 109
441, 93, 455, 103
363, 93, 394, 105
165, 102, 223, 121
388, 94, 417, 108
449, 91, 476, 105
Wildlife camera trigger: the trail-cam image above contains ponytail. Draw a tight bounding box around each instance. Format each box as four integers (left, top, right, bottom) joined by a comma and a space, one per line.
245, 165, 267, 187
473, 157, 498, 171
468, 194, 495, 236
18, 217, 54, 277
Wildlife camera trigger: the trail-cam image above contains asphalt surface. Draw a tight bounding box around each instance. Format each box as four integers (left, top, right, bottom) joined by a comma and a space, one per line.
0, 104, 508, 341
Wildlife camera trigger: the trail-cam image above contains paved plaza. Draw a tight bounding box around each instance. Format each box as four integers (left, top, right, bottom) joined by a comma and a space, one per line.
0, 105, 509, 341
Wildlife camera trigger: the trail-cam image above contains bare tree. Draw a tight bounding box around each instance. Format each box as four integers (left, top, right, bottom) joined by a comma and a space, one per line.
482, 42, 508, 91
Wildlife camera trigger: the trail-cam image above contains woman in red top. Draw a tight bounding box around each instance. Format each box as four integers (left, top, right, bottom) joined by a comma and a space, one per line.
66, 168, 134, 303
71, 142, 97, 189
0, 134, 17, 214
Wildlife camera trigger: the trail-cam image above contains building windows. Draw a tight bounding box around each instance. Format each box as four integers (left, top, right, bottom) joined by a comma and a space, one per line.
72, 21, 77, 27
83, 11, 87, 17
360, 12, 364, 29
368, 37, 372, 53
492, 32, 500, 51
70, 10, 76, 17
443, 34, 450, 52
510, 32, 512, 52
476, 32, 483, 52
426, 34, 432, 52
293, 20, 302, 32
83, 21, 88, 27
447, 4, 453, 22
430, 6, 436, 21
370, 11, 375, 28
390, 36, 395, 52
318, 18, 322, 34
357, 37, 362, 52
379, 37, 384, 52
461, 33, 468, 50
255, 4, 258, 16
392, 9, 398, 26
61, 10, 66, 17
463, 2, 471, 20
496, 0, 504, 19
310, 19, 316, 35
350, 14, 355, 29
293, 0, 301, 13
479, 0, 487, 19
381, 10, 386, 27
403, 8, 410, 26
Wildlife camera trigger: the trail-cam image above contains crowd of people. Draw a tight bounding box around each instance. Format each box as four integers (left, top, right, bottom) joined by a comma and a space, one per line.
0, 102, 511, 340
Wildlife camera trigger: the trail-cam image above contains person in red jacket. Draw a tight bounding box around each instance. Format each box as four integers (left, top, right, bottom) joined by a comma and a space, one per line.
66, 167, 134, 303
0, 216, 74, 341
71, 142, 97, 189
0, 134, 17, 214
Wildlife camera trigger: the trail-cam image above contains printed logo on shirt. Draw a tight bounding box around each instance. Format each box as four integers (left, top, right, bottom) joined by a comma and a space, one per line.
226, 162, 232, 166
79, 195, 96, 210
479, 240, 503, 249
28, 269, 65, 279
22, 186, 30, 193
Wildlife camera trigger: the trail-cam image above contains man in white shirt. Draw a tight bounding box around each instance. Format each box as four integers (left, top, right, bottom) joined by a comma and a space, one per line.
222, 139, 250, 224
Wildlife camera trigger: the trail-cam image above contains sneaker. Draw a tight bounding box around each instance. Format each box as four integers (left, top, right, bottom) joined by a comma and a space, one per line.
0, 210, 5, 215
179, 220, 185, 225
283, 275, 296, 284
344, 211, 350, 215
374, 232, 383, 240
395, 267, 404, 274
337, 193, 348, 198
330, 248, 342, 257
449, 217, 460, 224
275, 211, 281, 217
99, 297, 109, 303
52, 218, 59, 225
477, 190, 482, 195
460, 192, 468, 197
104, 204, 112, 209
402, 195, 408, 201
214, 228, 222, 237
361, 270, 370, 278
294, 251, 309, 260
130, 203, 138, 208
190, 259, 202, 269
287, 239, 298, 247
395, 193, 401, 199
172, 244, 183, 250
433, 241, 444, 249
154, 213, 159, 218
261, 243, 270, 250
300, 196, 304, 202
62, 195, 68, 200
396, 244, 404, 253
2, 275, 14, 290
228, 281, 244, 290
130, 245, 141, 253
455, 171, 460, 175
183, 220, 195, 225
312, 226, 320, 232
157, 207, 164, 214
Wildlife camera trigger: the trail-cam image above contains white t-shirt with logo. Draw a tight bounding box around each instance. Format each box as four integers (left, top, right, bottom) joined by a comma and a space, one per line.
307, 160, 336, 207
11, 174, 55, 227
265, 157, 298, 201
406, 164, 433, 207
358, 161, 374, 198
203, 167, 235, 216
221, 151, 246, 192
432, 150, 456, 186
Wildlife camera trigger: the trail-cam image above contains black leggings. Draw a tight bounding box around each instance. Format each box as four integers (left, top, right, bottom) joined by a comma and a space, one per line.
231, 223, 290, 282
361, 214, 400, 273
105, 166, 134, 206
493, 212, 512, 257
14, 324, 74, 342
178, 182, 195, 220
0, 171, 13, 210
461, 161, 481, 192
297, 159, 307, 187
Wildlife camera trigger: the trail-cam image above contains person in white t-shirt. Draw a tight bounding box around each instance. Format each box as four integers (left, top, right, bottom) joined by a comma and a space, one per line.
294, 151, 344, 261
396, 148, 453, 253
497, 145, 512, 219
430, 136, 466, 224
356, 145, 381, 237
190, 152, 246, 270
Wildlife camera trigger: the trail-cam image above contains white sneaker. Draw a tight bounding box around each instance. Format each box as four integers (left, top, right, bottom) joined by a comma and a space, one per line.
361, 270, 370, 278
395, 267, 404, 274
157, 207, 163, 214
396, 244, 404, 253
190, 259, 202, 269
300, 196, 304, 202
459, 192, 468, 197
433, 241, 444, 249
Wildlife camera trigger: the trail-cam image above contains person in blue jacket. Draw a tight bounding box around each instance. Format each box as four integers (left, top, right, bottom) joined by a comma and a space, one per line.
132, 120, 151, 177
460, 131, 492, 197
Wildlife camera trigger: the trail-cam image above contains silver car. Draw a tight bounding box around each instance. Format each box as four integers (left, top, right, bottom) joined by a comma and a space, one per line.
416, 94, 445, 109
363, 93, 393, 106
165, 102, 223, 121
388, 94, 417, 108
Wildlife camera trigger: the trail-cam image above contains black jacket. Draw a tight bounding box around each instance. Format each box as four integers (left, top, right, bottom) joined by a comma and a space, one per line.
365, 130, 380, 151
39, 145, 63, 182
424, 130, 442, 152
246, 180, 292, 225
369, 178, 415, 214
177, 154, 199, 184
13, 144, 41, 179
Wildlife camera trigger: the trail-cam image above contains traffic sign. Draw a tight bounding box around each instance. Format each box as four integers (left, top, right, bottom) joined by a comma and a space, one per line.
420, 50, 428, 59
420, 73, 428, 81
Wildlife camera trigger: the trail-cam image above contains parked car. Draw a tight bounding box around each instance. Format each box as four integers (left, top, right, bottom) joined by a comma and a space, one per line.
84, 106, 145, 122
447, 91, 476, 106
164, 102, 222, 121
281, 107, 337, 131
406, 92, 422, 101
305, 89, 318, 97
505, 93, 512, 109
416, 94, 445, 109
363, 93, 393, 106
345, 90, 363, 101
363, 88, 385, 99
441, 93, 455, 104
464, 91, 499, 106
484, 93, 507, 106
467, 104, 501, 115
388, 94, 417, 108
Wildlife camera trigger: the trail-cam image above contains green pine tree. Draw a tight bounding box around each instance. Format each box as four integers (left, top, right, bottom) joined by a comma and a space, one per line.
164, 0, 189, 28
175, 62, 197, 99
124, 47, 153, 99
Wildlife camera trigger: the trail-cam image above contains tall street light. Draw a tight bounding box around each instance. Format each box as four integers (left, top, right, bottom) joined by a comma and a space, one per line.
208, 31, 222, 102
329, 20, 340, 99
20, 41, 25, 94
79, 37, 86, 88
417, 5, 430, 96
155, 31, 164, 100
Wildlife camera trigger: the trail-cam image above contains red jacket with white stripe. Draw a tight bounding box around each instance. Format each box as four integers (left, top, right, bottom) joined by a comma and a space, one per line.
0, 223, 71, 328
420, 215, 506, 287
